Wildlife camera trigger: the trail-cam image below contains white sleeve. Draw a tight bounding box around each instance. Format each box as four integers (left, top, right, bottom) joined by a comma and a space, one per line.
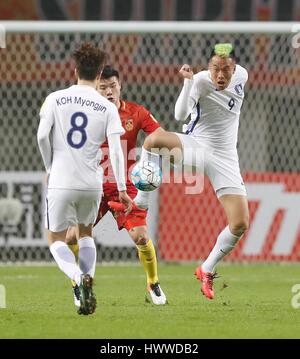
175, 72, 208, 121
107, 133, 126, 192
106, 105, 125, 136
37, 97, 54, 174
174, 78, 195, 121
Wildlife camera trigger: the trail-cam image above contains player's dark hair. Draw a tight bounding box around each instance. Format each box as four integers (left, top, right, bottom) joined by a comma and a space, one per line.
72, 42, 107, 81
100, 65, 120, 80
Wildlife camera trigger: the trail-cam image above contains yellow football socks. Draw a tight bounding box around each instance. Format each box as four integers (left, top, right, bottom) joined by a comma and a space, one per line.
68, 243, 79, 262
137, 239, 159, 285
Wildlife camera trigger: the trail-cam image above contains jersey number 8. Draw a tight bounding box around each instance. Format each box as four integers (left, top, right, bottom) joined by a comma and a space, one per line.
67, 112, 88, 149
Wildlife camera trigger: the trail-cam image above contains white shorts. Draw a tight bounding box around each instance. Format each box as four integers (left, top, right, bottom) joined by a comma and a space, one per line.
45, 189, 102, 232
175, 133, 247, 197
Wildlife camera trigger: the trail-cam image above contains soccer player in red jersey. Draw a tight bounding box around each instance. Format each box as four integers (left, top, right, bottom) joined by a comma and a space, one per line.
67, 66, 167, 305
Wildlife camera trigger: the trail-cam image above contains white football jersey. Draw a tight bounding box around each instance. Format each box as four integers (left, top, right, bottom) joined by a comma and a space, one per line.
183, 64, 248, 150
39, 84, 124, 190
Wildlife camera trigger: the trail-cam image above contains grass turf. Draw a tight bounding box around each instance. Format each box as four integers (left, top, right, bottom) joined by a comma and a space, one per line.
0, 263, 299, 339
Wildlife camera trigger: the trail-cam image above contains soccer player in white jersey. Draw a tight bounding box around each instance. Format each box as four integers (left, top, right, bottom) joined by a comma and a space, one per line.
132, 43, 249, 300
37, 43, 132, 314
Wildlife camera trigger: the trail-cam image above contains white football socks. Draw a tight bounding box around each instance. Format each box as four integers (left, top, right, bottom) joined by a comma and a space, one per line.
201, 226, 241, 273
134, 146, 160, 209
50, 241, 82, 286
78, 236, 97, 278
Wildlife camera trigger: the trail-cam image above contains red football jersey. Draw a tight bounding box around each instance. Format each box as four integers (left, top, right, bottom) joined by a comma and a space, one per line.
101, 100, 160, 191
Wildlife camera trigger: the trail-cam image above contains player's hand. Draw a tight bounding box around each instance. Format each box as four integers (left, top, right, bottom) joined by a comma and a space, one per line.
179, 64, 193, 80
118, 191, 133, 215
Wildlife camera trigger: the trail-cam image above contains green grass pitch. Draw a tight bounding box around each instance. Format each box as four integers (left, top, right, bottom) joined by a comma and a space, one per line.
0, 263, 299, 338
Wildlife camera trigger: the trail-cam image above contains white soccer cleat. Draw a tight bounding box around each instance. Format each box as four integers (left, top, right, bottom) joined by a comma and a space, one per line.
147, 282, 167, 305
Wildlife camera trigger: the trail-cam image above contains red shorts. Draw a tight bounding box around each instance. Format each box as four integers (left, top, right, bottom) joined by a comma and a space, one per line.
94, 184, 147, 231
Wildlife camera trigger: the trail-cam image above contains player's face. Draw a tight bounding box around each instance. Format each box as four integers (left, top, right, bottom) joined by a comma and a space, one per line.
209, 56, 236, 91
98, 76, 121, 108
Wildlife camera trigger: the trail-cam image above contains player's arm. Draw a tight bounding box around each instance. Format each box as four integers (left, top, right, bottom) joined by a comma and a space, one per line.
107, 133, 132, 214
106, 105, 132, 213
174, 64, 196, 121
37, 97, 53, 174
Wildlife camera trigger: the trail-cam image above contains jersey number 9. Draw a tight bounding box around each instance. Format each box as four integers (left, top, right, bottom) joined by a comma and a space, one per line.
228, 98, 235, 110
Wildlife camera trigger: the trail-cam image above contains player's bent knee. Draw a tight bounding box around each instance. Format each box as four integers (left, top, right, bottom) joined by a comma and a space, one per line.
144, 128, 168, 149
136, 237, 148, 245
131, 234, 149, 246
144, 132, 157, 149
230, 218, 249, 237
129, 226, 149, 245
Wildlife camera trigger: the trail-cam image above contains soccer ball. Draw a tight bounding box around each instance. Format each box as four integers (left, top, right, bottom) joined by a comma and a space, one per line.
131, 161, 162, 192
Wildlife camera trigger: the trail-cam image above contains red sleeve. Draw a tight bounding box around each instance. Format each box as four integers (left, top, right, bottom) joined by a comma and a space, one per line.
138, 106, 160, 135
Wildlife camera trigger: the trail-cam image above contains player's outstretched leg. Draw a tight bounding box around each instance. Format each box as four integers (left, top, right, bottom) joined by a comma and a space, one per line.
134, 230, 167, 305
109, 199, 168, 305
137, 239, 167, 305
196, 196, 249, 300
78, 274, 97, 315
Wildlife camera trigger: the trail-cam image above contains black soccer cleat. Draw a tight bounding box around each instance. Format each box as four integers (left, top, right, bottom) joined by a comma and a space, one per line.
78, 274, 97, 315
